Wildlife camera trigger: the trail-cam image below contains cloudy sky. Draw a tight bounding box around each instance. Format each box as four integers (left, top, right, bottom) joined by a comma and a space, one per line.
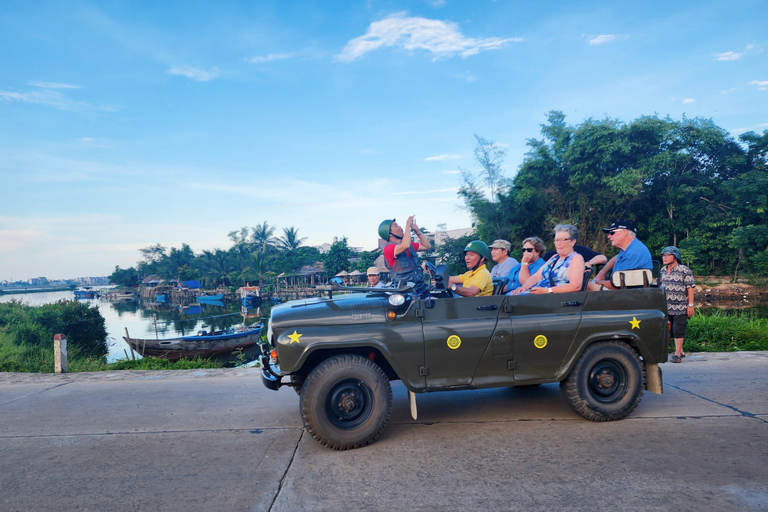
1, 0, 766, 281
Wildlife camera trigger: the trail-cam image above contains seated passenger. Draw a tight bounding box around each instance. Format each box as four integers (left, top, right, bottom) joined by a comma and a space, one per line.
513, 224, 586, 295
447, 240, 494, 297
589, 219, 652, 291
542, 240, 607, 271
489, 239, 519, 279
366, 267, 386, 288
502, 237, 547, 293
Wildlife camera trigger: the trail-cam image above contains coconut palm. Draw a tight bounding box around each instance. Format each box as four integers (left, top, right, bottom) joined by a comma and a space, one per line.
277, 226, 308, 251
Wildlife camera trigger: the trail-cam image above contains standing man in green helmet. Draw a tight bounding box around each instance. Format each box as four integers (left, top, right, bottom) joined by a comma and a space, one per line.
379, 216, 432, 299
446, 240, 494, 297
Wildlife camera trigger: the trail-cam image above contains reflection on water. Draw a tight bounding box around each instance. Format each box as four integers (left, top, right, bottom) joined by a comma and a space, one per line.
0, 290, 269, 363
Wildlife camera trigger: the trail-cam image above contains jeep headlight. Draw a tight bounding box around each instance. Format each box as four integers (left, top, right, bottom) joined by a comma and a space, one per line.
266, 319, 273, 346
388, 293, 406, 307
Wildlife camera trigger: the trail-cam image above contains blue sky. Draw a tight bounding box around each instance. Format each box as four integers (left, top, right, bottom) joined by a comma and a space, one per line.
1, 0, 766, 281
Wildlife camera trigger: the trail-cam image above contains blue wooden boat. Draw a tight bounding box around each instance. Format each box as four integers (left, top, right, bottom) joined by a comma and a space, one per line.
74, 287, 98, 299
197, 293, 225, 303
123, 324, 263, 361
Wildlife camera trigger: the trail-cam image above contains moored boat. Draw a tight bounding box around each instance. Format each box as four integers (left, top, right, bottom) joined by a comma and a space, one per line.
123, 324, 263, 361
74, 286, 99, 299
197, 293, 225, 303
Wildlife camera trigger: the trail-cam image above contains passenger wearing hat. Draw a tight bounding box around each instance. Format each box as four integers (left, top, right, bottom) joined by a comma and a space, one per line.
447, 240, 494, 297
489, 239, 519, 279
591, 219, 652, 290
379, 216, 431, 298
366, 267, 386, 288
659, 246, 695, 363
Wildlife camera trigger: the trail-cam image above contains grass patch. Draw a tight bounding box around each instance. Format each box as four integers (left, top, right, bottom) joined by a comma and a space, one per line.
685, 308, 768, 352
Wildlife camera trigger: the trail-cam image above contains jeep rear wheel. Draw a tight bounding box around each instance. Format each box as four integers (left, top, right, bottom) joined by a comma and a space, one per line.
300, 354, 392, 450
560, 341, 645, 422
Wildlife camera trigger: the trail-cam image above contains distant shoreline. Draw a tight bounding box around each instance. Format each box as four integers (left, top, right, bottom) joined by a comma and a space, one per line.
0, 287, 72, 295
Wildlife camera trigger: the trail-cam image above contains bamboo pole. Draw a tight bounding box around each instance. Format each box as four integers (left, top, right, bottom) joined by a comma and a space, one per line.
124, 327, 136, 360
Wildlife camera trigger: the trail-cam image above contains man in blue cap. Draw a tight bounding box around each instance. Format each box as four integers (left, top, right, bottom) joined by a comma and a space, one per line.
660, 246, 696, 363
591, 219, 652, 290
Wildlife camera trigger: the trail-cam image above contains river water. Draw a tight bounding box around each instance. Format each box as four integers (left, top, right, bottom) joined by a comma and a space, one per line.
0, 289, 266, 363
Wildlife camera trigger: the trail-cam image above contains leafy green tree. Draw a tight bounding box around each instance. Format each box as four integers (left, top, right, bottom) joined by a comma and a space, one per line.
110, 266, 139, 287
323, 239, 354, 277
163, 244, 196, 281
433, 233, 476, 275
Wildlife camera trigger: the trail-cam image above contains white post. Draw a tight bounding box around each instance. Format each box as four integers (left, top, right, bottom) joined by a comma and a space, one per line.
54, 334, 68, 373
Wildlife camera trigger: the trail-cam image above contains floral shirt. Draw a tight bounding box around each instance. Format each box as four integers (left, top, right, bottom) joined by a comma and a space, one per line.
660, 264, 695, 315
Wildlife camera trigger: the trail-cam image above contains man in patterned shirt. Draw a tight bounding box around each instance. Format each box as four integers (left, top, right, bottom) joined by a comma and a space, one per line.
659, 246, 695, 363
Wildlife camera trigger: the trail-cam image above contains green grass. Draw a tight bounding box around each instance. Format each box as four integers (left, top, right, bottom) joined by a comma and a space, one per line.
684, 308, 768, 353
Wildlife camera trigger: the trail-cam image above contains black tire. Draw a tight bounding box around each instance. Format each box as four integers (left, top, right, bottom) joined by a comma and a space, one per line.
560, 341, 645, 422
300, 354, 392, 450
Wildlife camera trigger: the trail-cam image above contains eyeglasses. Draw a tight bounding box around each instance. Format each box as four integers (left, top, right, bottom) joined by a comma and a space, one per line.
608, 229, 624, 236
522, 247, 535, 252
553, 238, 571, 243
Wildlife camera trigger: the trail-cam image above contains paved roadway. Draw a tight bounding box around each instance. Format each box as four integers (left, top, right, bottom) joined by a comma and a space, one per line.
1, 352, 767, 512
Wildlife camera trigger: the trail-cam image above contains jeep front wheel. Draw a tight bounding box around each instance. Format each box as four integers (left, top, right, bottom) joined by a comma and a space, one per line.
300, 354, 392, 450
560, 341, 645, 422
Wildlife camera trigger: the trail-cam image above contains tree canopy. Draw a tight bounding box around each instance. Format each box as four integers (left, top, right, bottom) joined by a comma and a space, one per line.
460, 112, 768, 278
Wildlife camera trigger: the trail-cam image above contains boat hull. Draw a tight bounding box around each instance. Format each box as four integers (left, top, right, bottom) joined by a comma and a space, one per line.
123, 325, 263, 361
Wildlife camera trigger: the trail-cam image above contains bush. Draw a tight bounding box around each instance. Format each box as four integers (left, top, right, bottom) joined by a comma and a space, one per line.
685, 309, 768, 352
0, 300, 108, 372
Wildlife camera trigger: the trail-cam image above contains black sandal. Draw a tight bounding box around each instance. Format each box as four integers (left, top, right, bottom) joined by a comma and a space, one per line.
670, 355, 682, 363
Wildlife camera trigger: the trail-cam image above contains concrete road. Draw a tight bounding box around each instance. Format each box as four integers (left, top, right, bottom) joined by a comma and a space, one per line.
1, 352, 767, 512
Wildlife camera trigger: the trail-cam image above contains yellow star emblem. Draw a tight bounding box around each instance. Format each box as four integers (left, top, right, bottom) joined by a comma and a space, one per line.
629, 317, 641, 329
287, 330, 303, 344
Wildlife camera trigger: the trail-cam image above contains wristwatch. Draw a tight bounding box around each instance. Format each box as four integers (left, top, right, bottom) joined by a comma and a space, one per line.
547, 288, 553, 294
687, 303, 694, 307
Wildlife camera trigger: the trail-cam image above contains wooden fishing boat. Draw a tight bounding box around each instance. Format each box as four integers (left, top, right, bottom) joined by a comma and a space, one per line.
123, 324, 263, 361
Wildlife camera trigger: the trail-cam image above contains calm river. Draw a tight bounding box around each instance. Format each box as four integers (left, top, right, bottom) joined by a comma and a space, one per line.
0, 289, 266, 363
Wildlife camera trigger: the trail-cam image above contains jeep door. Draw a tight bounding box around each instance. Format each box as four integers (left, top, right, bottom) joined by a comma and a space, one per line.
500, 292, 586, 381
420, 295, 504, 390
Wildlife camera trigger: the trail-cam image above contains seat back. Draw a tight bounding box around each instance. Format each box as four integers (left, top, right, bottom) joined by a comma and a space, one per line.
610, 268, 653, 289
580, 267, 594, 292
492, 277, 506, 296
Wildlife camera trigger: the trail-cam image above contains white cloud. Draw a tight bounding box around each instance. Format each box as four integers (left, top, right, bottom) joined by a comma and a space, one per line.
683, 98, 696, 104
0, 86, 94, 112
247, 53, 295, 64
716, 51, 742, 61
166, 66, 219, 81
720, 87, 737, 95
750, 80, 768, 91
443, 170, 461, 174
588, 34, 617, 46
337, 12, 522, 62
394, 187, 457, 195
425, 154, 461, 161
29, 82, 81, 89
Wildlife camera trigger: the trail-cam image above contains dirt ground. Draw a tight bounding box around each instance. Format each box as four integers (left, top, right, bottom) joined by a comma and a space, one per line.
696, 278, 768, 308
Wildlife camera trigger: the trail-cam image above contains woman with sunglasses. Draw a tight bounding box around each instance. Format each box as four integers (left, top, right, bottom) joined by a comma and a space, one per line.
513, 225, 586, 295
502, 237, 547, 293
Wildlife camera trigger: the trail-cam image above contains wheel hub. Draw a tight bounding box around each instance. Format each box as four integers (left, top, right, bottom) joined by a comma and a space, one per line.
596, 371, 615, 388
340, 393, 357, 412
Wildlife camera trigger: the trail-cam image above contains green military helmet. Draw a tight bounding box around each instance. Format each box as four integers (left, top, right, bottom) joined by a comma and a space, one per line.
464, 240, 491, 261
378, 219, 395, 241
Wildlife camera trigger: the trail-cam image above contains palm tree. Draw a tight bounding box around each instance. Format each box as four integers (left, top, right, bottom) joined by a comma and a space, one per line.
251, 221, 278, 253
196, 249, 233, 288
277, 226, 308, 251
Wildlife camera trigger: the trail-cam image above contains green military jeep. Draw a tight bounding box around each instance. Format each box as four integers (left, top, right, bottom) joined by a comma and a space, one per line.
260, 266, 668, 450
